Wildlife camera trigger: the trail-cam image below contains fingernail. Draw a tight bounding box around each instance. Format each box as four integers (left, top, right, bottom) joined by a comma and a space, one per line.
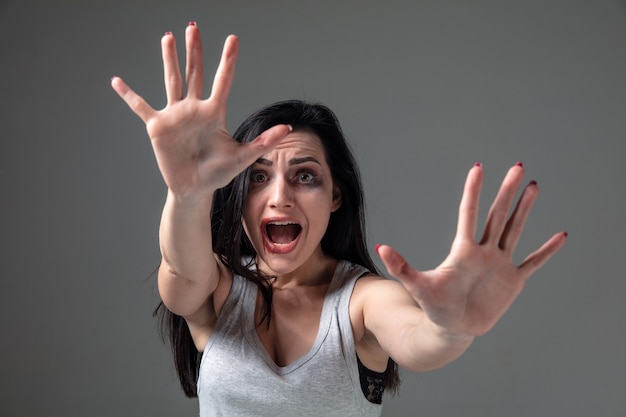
563, 231, 569, 238
188, 21, 197, 26
287, 124, 293, 132
474, 162, 483, 168
375, 244, 382, 255
516, 161, 524, 167
164, 31, 172, 36
529, 180, 537, 186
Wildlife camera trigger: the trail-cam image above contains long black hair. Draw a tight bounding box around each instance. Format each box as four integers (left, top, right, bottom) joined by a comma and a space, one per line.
154, 100, 400, 398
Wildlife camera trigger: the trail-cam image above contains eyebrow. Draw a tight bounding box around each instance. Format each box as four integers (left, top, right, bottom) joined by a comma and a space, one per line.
255, 156, 322, 166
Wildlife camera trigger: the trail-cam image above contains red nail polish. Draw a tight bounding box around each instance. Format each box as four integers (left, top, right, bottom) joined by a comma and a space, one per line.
164, 31, 172, 36
516, 161, 524, 167
189, 21, 197, 26
529, 180, 537, 186
563, 231, 569, 238
474, 162, 482, 168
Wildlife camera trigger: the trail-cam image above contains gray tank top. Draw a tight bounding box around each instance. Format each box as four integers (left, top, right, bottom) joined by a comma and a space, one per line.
197, 260, 383, 417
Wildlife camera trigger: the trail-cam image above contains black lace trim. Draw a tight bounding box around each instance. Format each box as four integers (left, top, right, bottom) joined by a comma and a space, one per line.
357, 355, 385, 404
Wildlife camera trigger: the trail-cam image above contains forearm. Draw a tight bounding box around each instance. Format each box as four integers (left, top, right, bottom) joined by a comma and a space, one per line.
158, 188, 219, 290
398, 317, 475, 372
360, 278, 475, 373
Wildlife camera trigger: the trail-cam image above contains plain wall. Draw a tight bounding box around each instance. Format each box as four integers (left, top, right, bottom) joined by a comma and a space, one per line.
1, 1, 625, 416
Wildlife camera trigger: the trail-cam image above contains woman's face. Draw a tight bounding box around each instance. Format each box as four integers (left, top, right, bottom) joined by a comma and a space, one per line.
243, 130, 341, 277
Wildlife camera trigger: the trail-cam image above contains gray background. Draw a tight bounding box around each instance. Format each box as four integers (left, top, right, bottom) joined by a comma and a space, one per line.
1, 0, 624, 416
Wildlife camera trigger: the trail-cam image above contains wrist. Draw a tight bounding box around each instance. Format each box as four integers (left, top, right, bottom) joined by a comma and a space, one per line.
160, 189, 214, 238
428, 320, 475, 346
166, 187, 215, 208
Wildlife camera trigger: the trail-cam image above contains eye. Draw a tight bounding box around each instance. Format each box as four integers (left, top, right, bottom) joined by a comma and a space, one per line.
250, 170, 268, 184
295, 171, 316, 184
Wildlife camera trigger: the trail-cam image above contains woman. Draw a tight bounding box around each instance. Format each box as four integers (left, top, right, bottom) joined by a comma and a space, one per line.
111, 22, 567, 416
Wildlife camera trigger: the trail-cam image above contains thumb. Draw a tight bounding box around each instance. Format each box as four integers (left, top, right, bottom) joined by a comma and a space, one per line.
240, 124, 292, 162
376, 244, 424, 295
231, 124, 292, 174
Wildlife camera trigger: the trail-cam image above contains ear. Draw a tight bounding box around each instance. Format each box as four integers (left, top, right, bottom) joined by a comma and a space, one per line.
331, 185, 342, 212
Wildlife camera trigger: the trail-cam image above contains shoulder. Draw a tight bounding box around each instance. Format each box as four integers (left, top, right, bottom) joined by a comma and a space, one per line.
351, 273, 413, 308
349, 274, 404, 342
352, 273, 422, 330
349, 274, 410, 371
350, 273, 423, 350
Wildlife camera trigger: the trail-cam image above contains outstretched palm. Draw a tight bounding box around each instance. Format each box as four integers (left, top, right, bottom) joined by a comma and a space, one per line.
378, 163, 567, 336
111, 25, 290, 196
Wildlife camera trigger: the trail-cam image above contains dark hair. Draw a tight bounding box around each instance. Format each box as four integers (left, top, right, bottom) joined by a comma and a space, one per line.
155, 100, 400, 398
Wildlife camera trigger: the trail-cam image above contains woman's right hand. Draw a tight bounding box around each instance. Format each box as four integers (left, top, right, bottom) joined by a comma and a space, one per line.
111, 23, 291, 196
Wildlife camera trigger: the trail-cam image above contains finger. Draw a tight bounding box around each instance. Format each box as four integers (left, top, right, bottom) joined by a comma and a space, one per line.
111, 76, 156, 123
375, 244, 423, 295
518, 231, 568, 278
161, 32, 183, 104
499, 180, 539, 254
185, 21, 204, 99
210, 35, 239, 106
235, 124, 292, 169
480, 162, 525, 246
456, 163, 484, 241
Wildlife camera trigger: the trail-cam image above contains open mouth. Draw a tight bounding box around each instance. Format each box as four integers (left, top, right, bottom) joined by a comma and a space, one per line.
265, 221, 302, 245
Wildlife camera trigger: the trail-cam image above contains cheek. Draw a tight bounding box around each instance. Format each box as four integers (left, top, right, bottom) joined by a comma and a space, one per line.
307, 197, 334, 230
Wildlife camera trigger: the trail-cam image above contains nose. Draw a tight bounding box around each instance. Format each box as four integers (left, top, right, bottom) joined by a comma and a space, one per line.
268, 177, 294, 209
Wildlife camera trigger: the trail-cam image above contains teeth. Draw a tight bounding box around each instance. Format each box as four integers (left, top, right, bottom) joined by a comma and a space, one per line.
268, 221, 298, 226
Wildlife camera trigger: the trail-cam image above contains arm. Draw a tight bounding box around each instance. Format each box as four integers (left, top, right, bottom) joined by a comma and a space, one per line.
157, 190, 221, 318
111, 24, 290, 321
361, 163, 567, 371
355, 276, 474, 372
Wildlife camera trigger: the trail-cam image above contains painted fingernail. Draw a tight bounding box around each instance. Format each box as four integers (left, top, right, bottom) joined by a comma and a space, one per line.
563, 231, 569, 238
515, 161, 524, 167
375, 244, 382, 255
474, 162, 483, 168
164, 31, 172, 36
529, 180, 537, 186
189, 21, 197, 26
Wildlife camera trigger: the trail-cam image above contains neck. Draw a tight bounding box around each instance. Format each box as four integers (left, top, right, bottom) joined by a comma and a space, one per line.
257, 248, 338, 289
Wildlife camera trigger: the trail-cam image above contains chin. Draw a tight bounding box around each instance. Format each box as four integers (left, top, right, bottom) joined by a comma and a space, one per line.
257, 251, 303, 275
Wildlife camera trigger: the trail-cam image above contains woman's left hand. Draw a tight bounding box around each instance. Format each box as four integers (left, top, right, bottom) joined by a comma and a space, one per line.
376, 162, 567, 337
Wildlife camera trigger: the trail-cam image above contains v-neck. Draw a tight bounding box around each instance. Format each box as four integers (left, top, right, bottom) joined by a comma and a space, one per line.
242, 261, 346, 375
